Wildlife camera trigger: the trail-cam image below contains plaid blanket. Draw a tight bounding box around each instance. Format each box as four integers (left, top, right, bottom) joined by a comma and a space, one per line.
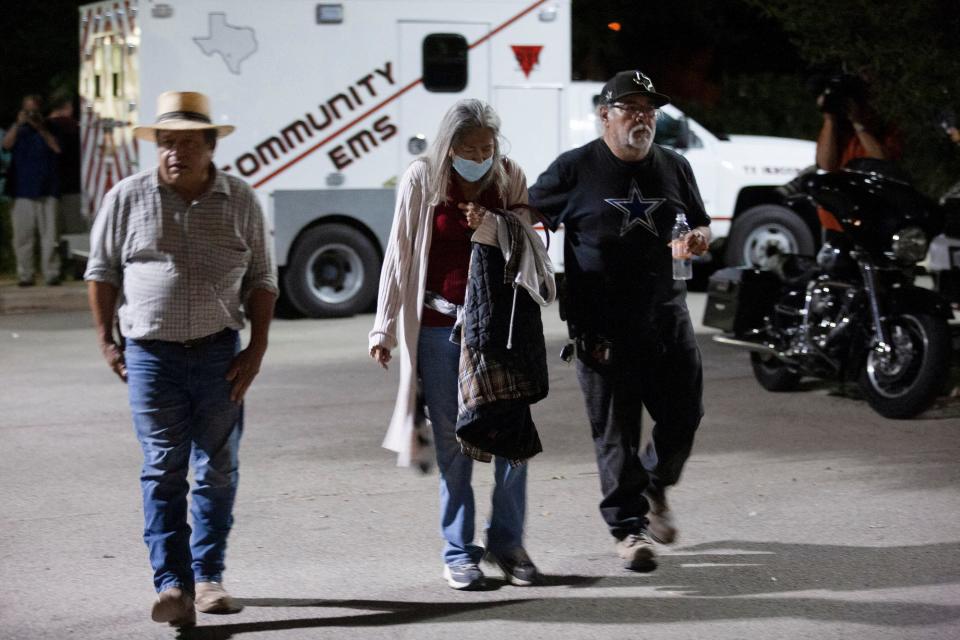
456, 213, 548, 466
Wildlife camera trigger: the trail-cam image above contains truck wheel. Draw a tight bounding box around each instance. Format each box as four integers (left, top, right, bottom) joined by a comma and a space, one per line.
284, 224, 380, 318
725, 205, 815, 268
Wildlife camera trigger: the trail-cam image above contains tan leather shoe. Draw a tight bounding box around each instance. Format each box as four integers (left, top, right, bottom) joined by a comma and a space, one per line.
150, 587, 196, 627
195, 581, 244, 614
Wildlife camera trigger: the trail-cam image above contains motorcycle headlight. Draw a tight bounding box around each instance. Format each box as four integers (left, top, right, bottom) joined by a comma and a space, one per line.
891, 226, 928, 264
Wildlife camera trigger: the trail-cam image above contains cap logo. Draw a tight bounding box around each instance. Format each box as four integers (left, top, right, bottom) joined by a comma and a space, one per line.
633, 71, 654, 91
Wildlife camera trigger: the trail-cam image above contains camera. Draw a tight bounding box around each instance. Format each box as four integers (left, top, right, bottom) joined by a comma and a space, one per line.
811, 73, 866, 116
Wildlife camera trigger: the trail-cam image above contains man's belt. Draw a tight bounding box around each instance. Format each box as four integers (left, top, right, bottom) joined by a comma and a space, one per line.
179, 328, 233, 348
135, 328, 233, 348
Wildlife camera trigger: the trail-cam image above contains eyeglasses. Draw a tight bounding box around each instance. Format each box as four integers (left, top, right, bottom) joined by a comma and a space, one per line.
610, 103, 658, 118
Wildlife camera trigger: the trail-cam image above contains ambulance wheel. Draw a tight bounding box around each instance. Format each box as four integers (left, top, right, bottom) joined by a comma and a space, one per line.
725, 205, 815, 268
284, 224, 380, 318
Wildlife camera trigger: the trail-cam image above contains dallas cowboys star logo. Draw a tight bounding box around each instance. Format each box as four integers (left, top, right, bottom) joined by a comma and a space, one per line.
603, 180, 665, 237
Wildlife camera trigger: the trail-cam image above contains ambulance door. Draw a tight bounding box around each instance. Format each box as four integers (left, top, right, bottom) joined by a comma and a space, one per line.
397, 22, 491, 165
79, 5, 140, 221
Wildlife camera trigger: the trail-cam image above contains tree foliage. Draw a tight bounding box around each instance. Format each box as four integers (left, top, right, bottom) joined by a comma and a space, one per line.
746, 0, 960, 194
0, 0, 81, 121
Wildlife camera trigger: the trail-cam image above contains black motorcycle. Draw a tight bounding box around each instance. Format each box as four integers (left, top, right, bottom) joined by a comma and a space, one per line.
704, 159, 954, 419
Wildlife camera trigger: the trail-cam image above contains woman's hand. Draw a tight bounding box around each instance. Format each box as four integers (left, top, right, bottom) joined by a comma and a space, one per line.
370, 345, 392, 370
458, 202, 487, 229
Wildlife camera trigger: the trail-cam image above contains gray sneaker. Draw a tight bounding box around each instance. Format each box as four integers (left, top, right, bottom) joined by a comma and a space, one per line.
645, 487, 678, 545
615, 531, 657, 572
486, 547, 539, 586
443, 563, 485, 590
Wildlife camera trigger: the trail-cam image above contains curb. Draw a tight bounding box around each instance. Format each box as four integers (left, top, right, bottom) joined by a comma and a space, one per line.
0, 281, 89, 314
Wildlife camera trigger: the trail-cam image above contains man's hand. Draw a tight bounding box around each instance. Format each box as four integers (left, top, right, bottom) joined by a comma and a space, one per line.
671, 228, 709, 257
845, 98, 866, 127
99, 341, 127, 382
225, 344, 267, 403
458, 202, 487, 229
370, 346, 391, 370
16, 110, 29, 126
685, 228, 709, 256
948, 126, 960, 146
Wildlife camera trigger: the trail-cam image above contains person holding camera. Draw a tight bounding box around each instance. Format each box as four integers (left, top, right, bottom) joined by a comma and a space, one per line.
942, 111, 960, 148
2, 94, 62, 287
814, 74, 900, 172
47, 93, 84, 236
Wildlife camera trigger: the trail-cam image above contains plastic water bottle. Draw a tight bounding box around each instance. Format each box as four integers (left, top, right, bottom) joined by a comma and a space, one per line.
672, 213, 693, 280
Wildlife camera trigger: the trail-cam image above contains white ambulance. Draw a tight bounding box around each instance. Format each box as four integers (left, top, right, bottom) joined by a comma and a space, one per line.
76, 0, 815, 317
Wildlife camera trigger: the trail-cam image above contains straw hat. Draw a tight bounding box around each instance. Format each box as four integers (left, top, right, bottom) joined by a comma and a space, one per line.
133, 91, 235, 142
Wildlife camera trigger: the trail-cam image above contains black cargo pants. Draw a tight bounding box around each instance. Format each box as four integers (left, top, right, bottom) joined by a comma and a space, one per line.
575, 315, 704, 539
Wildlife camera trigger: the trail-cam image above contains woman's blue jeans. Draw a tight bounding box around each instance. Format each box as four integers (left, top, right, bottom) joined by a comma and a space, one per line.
125, 330, 242, 594
417, 326, 528, 566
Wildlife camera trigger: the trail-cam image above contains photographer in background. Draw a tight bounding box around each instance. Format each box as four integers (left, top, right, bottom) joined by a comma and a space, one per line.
814, 73, 901, 171
939, 109, 960, 200
942, 110, 960, 147
47, 93, 83, 236
2, 94, 62, 287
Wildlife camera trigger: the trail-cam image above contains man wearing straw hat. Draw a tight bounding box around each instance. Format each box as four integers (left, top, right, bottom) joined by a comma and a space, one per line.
85, 91, 277, 627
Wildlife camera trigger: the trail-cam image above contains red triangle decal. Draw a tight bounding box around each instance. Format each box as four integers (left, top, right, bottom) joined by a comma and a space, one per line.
511, 45, 543, 79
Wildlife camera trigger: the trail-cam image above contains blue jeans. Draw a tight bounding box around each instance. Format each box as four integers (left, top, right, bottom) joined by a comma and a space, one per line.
125, 330, 243, 593
418, 326, 528, 566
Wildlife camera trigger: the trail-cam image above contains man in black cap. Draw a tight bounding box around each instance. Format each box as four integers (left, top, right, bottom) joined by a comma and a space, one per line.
529, 70, 710, 571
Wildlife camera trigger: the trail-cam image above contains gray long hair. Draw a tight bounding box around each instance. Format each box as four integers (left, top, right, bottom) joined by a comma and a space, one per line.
422, 98, 509, 207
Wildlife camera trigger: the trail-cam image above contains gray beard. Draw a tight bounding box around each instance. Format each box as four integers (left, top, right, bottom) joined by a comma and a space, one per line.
624, 125, 653, 155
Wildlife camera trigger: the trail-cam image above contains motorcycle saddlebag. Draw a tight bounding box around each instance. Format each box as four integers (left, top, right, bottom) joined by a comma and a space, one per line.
702, 267, 780, 336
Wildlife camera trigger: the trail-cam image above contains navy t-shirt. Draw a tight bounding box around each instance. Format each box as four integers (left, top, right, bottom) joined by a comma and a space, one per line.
529, 139, 709, 349
11, 124, 60, 198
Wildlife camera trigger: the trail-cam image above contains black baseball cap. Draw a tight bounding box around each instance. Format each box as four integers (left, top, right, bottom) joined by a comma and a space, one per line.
600, 70, 671, 107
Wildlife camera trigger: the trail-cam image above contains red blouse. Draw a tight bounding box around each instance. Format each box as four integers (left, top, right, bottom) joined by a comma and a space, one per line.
422, 179, 501, 327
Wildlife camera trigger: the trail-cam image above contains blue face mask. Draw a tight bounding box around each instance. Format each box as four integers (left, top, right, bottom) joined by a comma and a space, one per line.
451, 154, 494, 182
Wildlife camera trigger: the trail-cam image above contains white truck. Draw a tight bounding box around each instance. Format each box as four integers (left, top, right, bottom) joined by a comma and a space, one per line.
75, 0, 816, 317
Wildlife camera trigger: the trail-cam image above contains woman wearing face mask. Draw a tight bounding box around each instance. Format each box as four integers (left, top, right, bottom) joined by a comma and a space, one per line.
369, 99, 539, 590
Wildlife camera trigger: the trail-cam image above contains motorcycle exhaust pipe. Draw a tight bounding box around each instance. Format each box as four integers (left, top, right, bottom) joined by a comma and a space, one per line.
711, 335, 800, 366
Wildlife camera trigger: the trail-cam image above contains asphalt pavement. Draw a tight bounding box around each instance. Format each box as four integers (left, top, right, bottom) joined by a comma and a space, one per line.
1, 295, 959, 640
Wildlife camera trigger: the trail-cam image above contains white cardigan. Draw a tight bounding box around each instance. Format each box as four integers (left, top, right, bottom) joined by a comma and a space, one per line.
368, 157, 531, 466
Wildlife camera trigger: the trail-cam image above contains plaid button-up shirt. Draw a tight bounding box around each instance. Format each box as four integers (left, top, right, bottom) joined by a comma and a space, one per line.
85, 167, 278, 342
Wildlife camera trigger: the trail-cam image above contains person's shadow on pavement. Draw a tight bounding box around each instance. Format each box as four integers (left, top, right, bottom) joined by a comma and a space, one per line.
176, 539, 960, 639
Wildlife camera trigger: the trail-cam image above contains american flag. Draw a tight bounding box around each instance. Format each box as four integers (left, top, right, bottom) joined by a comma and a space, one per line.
80, 0, 139, 221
